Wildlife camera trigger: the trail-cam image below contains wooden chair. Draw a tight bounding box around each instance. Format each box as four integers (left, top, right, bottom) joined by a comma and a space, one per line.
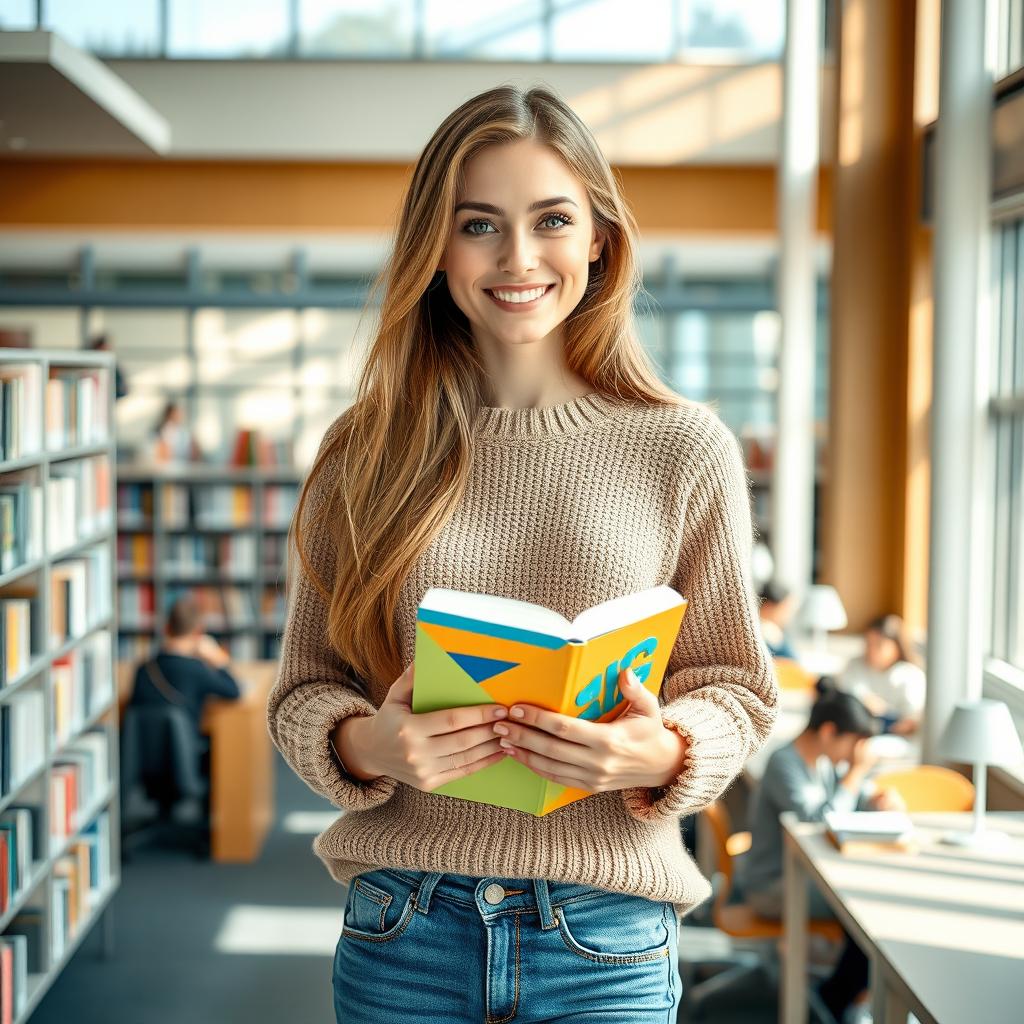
681, 801, 843, 1020
872, 764, 974, 812
774, 656, 817, 691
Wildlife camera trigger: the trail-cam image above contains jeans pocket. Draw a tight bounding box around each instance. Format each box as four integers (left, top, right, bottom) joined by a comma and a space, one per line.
342, 870, 417, 944
555, 891, 672, 965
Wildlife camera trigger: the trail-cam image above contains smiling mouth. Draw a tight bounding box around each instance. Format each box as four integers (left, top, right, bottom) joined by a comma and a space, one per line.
484, 283, 556, 309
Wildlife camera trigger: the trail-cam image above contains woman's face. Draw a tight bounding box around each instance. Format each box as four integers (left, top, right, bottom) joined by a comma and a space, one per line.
866, 629, 900, 669
440, 137, 605, 352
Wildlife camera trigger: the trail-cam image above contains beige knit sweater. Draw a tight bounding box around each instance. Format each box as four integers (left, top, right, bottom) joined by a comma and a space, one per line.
266, 391, 778, 920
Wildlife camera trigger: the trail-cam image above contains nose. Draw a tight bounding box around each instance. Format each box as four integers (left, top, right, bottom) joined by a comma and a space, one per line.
497, 224, 540, 277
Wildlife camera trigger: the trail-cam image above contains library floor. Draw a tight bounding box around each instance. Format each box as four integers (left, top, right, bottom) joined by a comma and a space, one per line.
30, 756, 780, 1024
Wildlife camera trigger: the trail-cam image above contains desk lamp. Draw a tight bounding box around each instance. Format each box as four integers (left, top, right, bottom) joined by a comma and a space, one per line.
938, 698, 1024, 849
799, 584, 847, 654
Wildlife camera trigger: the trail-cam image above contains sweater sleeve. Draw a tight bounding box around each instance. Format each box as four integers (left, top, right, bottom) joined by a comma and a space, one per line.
620, 411, 779, 822
265, 413, 398, 813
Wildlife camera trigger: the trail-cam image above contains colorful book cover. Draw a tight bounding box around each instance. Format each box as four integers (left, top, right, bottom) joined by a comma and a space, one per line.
411, 584, 688, 817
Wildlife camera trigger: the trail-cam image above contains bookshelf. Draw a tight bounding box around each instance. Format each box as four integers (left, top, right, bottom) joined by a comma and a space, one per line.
115, 465, 300, 662
0, 348, 119, 1024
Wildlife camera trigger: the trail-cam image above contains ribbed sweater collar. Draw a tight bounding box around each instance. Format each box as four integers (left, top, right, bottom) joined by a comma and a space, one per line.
473, 391, 622, 440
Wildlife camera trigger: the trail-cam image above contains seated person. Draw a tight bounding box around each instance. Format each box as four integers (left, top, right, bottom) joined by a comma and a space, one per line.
129, 593, 242, 780
758, 578, 799, 661
838, 613, 926, 736
739, 682, 906, 1023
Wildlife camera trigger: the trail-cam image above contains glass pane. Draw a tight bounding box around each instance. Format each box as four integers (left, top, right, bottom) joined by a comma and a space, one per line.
0, 0, 36, 30
679, 0, 785, 58
423, 0, 544, 59
299, 308, 373, 394
43, 0, 160, 55
194, 309, 297, 388
552, 0, 673, 61
168, 0, 290, 57
299, 0, 416, 56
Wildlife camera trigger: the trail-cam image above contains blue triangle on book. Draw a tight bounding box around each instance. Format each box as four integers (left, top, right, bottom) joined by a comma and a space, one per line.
448, 652, 519, 683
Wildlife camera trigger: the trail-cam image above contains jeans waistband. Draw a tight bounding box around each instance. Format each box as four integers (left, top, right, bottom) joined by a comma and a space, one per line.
374, 868, 648, 929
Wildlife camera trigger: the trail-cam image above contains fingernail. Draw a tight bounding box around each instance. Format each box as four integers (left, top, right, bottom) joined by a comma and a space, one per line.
511, 707, 524, 718
494, 707, 507, 719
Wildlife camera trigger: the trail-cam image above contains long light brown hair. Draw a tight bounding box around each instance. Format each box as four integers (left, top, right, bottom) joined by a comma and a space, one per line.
292, 84, 687, 688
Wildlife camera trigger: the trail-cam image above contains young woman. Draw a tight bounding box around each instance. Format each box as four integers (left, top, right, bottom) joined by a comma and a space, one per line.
266, 84, 778, 1023
838, 613, 926, 735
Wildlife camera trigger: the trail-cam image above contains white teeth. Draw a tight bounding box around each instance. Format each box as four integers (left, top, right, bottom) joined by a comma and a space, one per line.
489, 286, 548, 304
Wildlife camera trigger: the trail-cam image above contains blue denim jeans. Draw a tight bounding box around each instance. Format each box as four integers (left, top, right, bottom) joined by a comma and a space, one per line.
333, 867, 683, 1022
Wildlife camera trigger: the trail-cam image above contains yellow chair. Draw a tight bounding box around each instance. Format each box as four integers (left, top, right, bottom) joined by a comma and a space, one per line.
872, 764, 974, 812
681, 802, 843, 1018
774, 657, 817, 691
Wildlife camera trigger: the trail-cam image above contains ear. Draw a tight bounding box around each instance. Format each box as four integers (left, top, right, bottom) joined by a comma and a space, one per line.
589, 226, 606, 264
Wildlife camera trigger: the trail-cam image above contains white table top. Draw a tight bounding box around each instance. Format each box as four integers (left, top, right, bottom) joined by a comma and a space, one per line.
781, 811, 1024, 1024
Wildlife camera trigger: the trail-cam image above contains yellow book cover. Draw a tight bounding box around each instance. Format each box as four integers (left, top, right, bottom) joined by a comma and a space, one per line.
411, 584, 688, 816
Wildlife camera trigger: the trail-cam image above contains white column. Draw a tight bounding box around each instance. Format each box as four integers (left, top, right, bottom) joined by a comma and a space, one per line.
772, 0, 821, 600
924, 0, 994, 762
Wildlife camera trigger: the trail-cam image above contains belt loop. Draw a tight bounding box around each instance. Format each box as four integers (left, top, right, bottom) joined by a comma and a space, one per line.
532, 877, 558, 930
413, 872, 444, 915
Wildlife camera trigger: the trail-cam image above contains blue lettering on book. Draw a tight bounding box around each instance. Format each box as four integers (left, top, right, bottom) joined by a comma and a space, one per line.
574, 637, 657, 721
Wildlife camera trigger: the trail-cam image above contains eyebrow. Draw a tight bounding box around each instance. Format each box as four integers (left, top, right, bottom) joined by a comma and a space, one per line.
453, 196, 579, 216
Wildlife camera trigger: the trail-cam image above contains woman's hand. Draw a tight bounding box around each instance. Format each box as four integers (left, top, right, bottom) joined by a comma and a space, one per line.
491, 668, 690, 793
196, 633, 230, 668
360, 663, 511, 792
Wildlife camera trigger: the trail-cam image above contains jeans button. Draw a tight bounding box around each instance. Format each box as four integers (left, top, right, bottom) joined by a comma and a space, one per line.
483, 883, 506, 905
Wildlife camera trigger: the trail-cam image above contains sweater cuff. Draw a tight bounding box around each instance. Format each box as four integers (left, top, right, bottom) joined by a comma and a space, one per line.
620, 697, 748, 822
275, 683, 398, 813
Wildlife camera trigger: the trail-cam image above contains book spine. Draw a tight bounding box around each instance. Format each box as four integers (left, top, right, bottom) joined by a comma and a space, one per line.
537, 642, 585, 815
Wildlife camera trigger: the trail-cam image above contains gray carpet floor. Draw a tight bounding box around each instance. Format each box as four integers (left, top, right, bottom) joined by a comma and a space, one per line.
31, 753, 780, 1023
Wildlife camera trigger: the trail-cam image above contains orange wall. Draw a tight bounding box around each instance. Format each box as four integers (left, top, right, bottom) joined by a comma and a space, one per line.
0, 159, 833, 234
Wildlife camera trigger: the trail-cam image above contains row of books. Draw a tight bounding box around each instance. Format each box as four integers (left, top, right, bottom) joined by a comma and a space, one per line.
49, 732, 110, 848
51, 633, 114, 748
166, 585, 255, 629
0, 690, 44, 798
163, 535, 257, 578
230, 428, 295, 468
116, 483, 154, 528
0, 480, 42, 575
46, 455, 113, 551
116, 534, 154, 576
117, 481, 298, 531
50, 547, 112, 650
194, 486, 253, 529
262, 485, 297, 529
0, 599, 31, 687
0, 367, 42, 463
0, 810, 111, 1022
117, 534, 259, 579
44, 371, 110, 453
118, 583, 256, 631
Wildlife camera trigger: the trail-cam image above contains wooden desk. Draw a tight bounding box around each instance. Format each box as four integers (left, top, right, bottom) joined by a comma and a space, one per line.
780, 810, 1024, 1024
118, 658, 277, 863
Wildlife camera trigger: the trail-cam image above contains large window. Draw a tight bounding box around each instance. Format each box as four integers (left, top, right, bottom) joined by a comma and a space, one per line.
2, 0, 790, 62
988, 220, 1024, 685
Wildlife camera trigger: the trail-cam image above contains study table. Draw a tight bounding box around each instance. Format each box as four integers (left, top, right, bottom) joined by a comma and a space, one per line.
117, 658, 277, 863
780, 810, 1024, 1024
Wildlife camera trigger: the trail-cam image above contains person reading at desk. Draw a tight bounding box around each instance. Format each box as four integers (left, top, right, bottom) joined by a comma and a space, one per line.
129, 593, 242, 782
738, 681, 906, 1024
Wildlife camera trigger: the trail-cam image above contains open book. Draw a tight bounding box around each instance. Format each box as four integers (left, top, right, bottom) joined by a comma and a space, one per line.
411, 584, 688, 816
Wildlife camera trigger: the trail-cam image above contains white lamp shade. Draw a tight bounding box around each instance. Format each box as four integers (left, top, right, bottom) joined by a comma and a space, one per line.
799, 584, 848, 632
939, 699, 1024, 766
